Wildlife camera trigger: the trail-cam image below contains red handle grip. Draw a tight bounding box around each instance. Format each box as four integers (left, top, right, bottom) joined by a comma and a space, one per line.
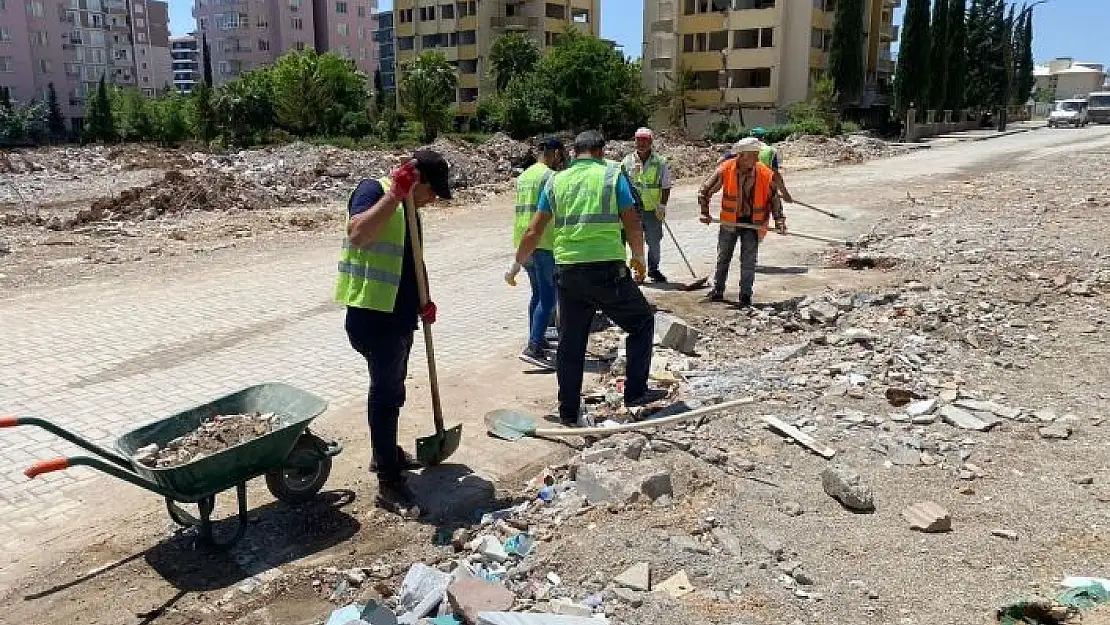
0, 416, 20, 428
25, 458, 70, 478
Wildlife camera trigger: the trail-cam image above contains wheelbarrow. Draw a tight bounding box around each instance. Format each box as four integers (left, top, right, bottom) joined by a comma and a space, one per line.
1, 383, 341, 549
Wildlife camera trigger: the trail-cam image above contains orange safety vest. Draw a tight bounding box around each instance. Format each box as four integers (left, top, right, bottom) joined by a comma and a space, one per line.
719, 159, 774, 240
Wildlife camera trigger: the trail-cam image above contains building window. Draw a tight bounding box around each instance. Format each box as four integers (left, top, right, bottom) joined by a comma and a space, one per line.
199, 17, 208, 30
257, 15, 267, 27
692, 70, 718, 90
291, 16, 303, 29
459, 58, 477, 73
456, 1, 474, 17
730, 67, 771, 88
459, 87, 477, 102
695, 32, 706, 52
338, 44, 350, 57
813, 0, 835, 10
133, 2, 141, 12
810, 28, 830, 51
419, 5, 434, 20
0, 0, 6, 10
399, 7, 412, 22
398, 35, 414, 50
295, 41, 306, 50
26, 0, 44, 16
30, 31, 49, 45
682, 33, 693, 52
458, 29, 475, 45
735, 0, 775, 7
335, 0, 346, 12
113, 48, 128, 59
258, 39, 269, 50
760, 27, 773, 46
0, 26, 13, 41
572, 8, 588, 23
337, 22, 348, 35
37, 58, 51, 73
708, 30, 727, 51
733, 28, 772, 48
545, 3, 565, 19
356, 5, 364, 16
440, 3, 453, 18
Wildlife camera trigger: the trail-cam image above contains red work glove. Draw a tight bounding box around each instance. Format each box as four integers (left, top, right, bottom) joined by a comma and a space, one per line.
419, 301, 437, 325
388, 159, 419, 199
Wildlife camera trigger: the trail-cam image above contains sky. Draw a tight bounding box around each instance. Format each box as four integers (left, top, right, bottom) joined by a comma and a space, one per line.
168, 0, 1108, 67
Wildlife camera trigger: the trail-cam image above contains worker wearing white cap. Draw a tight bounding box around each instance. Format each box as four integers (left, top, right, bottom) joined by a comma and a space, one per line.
621, 127, 672, 283
697, 137, 786, 306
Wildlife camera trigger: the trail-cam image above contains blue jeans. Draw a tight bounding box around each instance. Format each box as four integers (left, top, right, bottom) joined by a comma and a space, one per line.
524, 248, 557, 348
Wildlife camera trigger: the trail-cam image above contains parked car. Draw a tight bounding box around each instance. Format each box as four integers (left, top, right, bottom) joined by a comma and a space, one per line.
1088, 92, 1110, 124
1047, 99, 1089, 128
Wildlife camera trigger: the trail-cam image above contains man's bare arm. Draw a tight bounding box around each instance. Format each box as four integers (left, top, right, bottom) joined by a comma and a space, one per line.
620, 208, 646, 261
347, 193, 404, 248
514, 212, 553, 265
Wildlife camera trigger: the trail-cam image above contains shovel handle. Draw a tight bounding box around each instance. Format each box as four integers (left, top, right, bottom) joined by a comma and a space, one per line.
712, 220, 853, 247
792, 200, 845, 220
402, 191, 446, 434
663, 220, 700, 279
532, 397, 755, 437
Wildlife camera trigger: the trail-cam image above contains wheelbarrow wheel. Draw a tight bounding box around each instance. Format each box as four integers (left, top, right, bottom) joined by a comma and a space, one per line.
266, 435, 332, 504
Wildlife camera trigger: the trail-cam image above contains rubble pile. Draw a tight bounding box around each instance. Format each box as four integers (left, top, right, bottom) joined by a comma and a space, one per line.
132, 412, 279, 468
604, 136, 729, 180
776, 133, 909, 165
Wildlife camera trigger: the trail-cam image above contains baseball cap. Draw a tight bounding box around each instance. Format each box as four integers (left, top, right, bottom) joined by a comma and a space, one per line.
732, 137, 762, 153
413, 150, 452, 200
537, 136, 564, 151
634, 127, 654, 139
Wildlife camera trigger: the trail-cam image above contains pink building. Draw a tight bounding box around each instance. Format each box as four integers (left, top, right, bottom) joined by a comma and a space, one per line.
0, 0, 170, 132
312, 0, 378, 76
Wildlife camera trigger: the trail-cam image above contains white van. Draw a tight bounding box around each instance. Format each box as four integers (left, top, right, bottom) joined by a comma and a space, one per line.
1088, 92, 1110, 124
1047, 98, 1089, 128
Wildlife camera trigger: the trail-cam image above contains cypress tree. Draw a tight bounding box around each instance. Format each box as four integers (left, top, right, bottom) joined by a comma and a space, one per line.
945, 0, 968, 110
201, 34, 214, 86
964, 0, 991, 108
928, 0, 949, 111
893, 0, 931, 113
828, 0, 865, 105
46, 82, 66, 140
1015, 10, 1034, 104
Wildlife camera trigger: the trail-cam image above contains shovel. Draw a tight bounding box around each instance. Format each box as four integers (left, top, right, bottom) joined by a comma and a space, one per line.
403, 192, 463, 466
713, 219, 858, 248
485, 397, 754, 441
662, 220, 709, 291
790, 200, 846, 220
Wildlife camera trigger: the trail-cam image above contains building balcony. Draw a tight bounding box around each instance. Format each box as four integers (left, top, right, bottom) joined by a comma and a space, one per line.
650, 56, 673, 70
491, 16, 540, 30
884, 0, 901, 7
881, 24, 898, 40
651, 19, 673, 33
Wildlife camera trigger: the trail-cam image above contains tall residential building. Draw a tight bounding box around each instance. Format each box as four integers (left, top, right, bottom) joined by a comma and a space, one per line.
641, 0, 900, 134
0, 0, 170, 131
170, 33, 199, 93
1034, 58, 1107, 101
194, 0, 377, 85
392, 0, 601, 124
372, 10, 394, 92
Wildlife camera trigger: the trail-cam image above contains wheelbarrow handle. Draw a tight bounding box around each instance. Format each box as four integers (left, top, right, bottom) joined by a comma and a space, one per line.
0, 415, 21, 427
25, 457, 70, 478
0, 416, 132, 469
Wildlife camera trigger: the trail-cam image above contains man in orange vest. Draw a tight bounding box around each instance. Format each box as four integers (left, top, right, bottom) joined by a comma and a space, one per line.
697, 137, 786, 306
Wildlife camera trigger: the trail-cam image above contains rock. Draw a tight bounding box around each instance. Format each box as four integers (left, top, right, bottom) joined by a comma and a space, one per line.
395, 563, 452, 624
655, 570, 694, 599
903, 502, 952, 533
670, 534, 711, 554
991, 529, 1019, 541
939, 405, 993, 431
548, 598, 593, 617
843, 328, 877, 343
655, 312, 701, 355
906, 398, 938, 417
885, 387, 922, 406
1039, 424, 1072, 440
580, 447, 617, 464
614, 562, 651, 591
619, 437, 646, 460
1033, 408, 1058, 423
343, 568, 368, 586
143, 206, 159, 220
889, 447, 922, 466
712, 527, 743, 555
639, 471, 674, 501
791, 569, 815, 586
808, 301, 840, 324
820, 466, 876, 512
476, 535, 510, 563
765, 342, 810, 362
779, 501, 804, 517
612, 587, 644, 607
447, 577, 516, 623
574, 464, 630, 504
1072, 476, 1095, 485
750, 528, 785, 561
953, 399, 1021, 420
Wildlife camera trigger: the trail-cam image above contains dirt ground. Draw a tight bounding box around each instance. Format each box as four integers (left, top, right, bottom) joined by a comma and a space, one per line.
2, 127, 1109, 625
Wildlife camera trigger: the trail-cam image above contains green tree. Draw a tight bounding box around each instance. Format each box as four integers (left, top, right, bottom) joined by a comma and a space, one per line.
944, 0, 968, 110
893, 0, 931, 114
484, 72, 555, 138
188, 82, 217, 142
270, 50, 367, 136
113, 88, 154, 141
213, 68, 274, 145
46, 83, 66, 140
1013, 9, 1034, 104
399, 50, 457, 143
489, 33, 541, 93
154, 93, 188, 145
827, 0, 865, 105
84, 75, 116, 142
201, 34, 214, 86
965, 0, 1007, 108
928, 0, 949, 111
655, 64, 696, 131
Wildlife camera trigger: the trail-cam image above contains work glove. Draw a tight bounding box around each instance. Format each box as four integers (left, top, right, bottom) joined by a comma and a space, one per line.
419, 301, 437, 325
504, 261, 522, 287
699, 210, 713, 225
630, 256, 647, 283
387, 159, 419, 200
775, 218, 787, 235
656, 204, 667, 221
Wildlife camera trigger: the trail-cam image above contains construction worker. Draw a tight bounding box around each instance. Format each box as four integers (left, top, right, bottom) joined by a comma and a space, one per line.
510, 137, 567, 370
621, 127, 672, 283
751, 127, 794, 203
698, 137, 786, 306
338, 150, 452, 511
506, 130, 666, 426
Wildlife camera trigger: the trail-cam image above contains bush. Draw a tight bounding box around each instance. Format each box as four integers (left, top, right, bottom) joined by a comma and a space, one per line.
705, 117, 746, 143
840, 120, 861, 134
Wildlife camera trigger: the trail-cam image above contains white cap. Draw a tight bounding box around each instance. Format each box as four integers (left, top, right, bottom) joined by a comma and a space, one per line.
634, 127, 654, 139
732, 137, 762, 153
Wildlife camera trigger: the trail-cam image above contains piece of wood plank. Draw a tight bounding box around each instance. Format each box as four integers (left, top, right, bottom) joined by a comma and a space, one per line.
762, 416, 837, 459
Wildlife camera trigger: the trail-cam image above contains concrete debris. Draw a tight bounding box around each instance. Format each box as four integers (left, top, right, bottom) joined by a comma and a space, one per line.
655, 570, 694, 599
547, 598, 593, 617
134, 412, 278, 468
638, 471, 674, 502
991, 529, 1020, 541
764, 342, 810, 363
447, 578, 516, 624
613, 562, 651, 591
906, 398, 939, 418
396, 563, 452, 624
1039, 423, 1072, 440
821, 466, 876, 512
654, 313, 701, 355
938, 405, 993, 432
477, 615, 607, 625
952, 399, 1021, 420
903, 502, 953, 533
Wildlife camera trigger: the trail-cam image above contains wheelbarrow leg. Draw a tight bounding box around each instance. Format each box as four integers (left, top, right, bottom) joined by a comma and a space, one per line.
167, 484, 250, 551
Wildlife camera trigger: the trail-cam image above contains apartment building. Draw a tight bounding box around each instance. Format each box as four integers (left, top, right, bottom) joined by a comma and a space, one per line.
392, 0, 601, 122
1034, 57, 1107, 101
372, 9, 393, 93
170, 33, 199, 93
642, 0, 900, 133
0, 0, 171, 130
194, 0, 378, 86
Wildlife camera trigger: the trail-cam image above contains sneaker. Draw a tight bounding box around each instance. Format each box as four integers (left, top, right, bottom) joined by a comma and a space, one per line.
626, 388, 669, 407
649, 270, 668, 283
544, 327, 560, 343
376, 474, 415, 513
370, 446, 422, 473
519, 345, 556, 370
706, 291, 724, 302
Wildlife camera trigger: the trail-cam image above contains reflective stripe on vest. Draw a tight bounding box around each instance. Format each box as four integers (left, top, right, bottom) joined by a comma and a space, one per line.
621, 153, 665, 212
334, 177, 407, 311
719, 160, 774, 240
549, 159, 626, 265
513, 162, 554, 250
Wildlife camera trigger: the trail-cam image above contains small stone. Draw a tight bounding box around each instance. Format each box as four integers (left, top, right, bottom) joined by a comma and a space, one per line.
750, 529, 785, 561
821, 466, 876, 512
779, 501, 804, 517
613, 587, 644, 607
791, 569, 815, 586
447, 577, 516, 623
548, 598, 593, 617
906, 398, 938, 417
903, 502, 952, 533
712, 527, 743, 555
619, 436, 647, 460
991, 529, 1019, 541
639, 471, 674, 501
655, 312, 700, 354
939, 405, 992, 431
765, 342, 810, 362
143, 206, 159, 220
808, 301, 840, 324
614, 562, 651, 591
1072, 476, 1095, 485
342, 569, 368, 586
1033, 409, 1058, 423
1039, 424, 1071, 440
670, 534, 711, 554
655, 570, 694, 599
581, 447, 617, 464
843, 328, 877, 343
889, 447, 922, 466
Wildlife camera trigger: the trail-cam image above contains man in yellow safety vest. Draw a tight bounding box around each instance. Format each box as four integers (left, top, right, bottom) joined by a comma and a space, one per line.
621, 127, 673, 283
507, 130, 667, 425
336, 150, 452, 511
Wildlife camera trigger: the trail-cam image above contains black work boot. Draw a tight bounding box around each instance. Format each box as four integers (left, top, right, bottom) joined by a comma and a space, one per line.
649, 269, 668, 283
376, 474, 416, 513
370, 446, 421, 473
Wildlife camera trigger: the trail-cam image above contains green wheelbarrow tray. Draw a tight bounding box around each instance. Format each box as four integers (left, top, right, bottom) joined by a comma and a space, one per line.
2, 383, 342, 550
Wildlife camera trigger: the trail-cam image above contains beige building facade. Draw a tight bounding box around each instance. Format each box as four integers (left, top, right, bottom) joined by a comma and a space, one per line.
392, 0, 601, 121
1034, 57, 1106, 101
642, 0, 899, 134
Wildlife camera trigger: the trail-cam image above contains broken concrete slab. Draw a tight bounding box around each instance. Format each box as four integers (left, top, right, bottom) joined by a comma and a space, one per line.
711, 527, 743, 556
953, 399, 1021, 419
477, 614, 608, 625
903, 502, 952, 533
612, 587, 644, 607
574, 464, 631, 504
1039, 423, 1072, 440
906, 398, 938, 417
613, 562, 650, 591
655, 570, 694, 599
579, 447, 617, 464
821, 466, 876, 512
938, 405, 993, 431
655, 312, 701, 355
395, 563, 452, 624
447, 578, 515, 624
639, 471, 674, 501
764, 341, 810, 363
547, 598, 593, 617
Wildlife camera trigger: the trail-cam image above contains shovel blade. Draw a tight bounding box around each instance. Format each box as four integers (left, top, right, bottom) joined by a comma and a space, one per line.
484, 409, 538, 441
416, 423, 463, 466
679, 278, 709, 291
